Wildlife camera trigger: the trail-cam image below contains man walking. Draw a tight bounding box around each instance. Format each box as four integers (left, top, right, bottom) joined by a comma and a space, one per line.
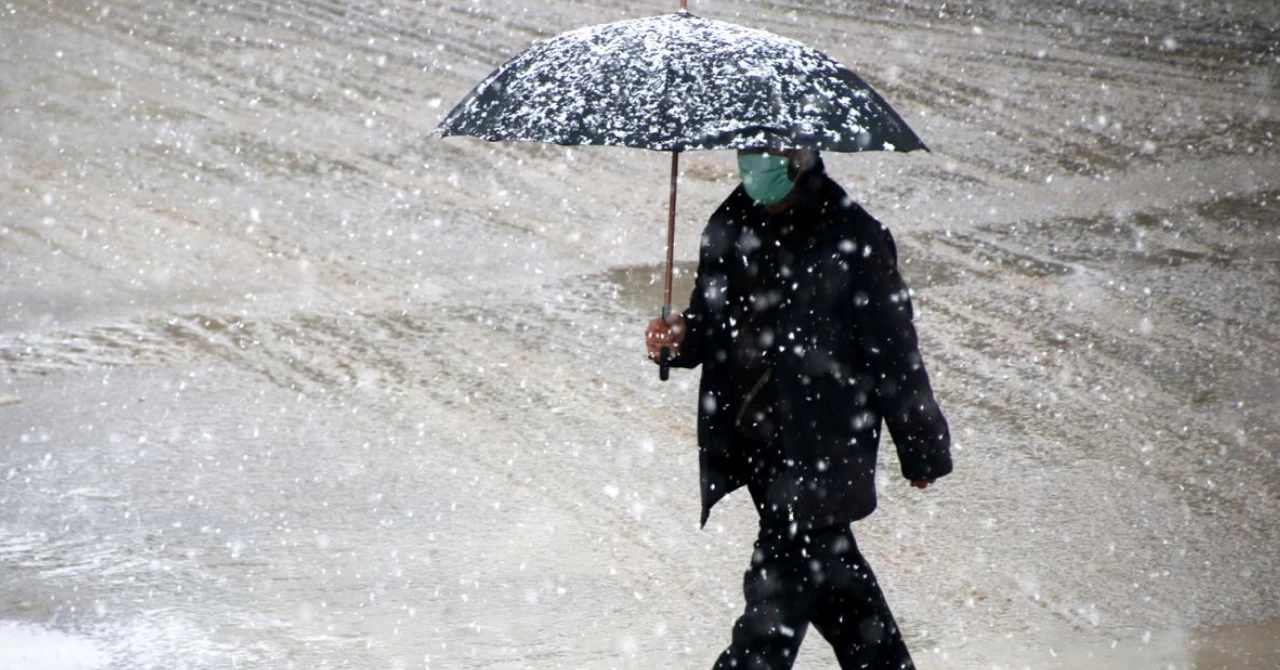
645, 147, 952, 669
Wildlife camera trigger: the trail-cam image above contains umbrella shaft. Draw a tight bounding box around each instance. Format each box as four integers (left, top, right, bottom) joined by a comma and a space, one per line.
664, 150, 680, 312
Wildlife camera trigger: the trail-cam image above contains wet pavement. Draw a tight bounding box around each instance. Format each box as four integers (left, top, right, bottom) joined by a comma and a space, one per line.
1, 0, 1277, 668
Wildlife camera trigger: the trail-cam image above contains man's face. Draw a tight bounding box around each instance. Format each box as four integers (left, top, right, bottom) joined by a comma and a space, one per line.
736, 148, 797, 206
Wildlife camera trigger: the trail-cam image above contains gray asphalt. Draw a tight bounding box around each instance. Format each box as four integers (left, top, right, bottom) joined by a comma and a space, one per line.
1, 1, 1277, 668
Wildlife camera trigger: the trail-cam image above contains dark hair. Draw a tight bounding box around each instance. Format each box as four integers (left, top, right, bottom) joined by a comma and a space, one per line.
788, 148, 820, 179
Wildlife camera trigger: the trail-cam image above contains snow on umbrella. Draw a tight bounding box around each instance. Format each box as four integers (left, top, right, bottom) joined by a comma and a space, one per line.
436, 8, 928, 378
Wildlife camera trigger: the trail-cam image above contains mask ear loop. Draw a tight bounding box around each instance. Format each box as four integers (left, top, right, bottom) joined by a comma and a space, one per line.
787, 149, 816, 180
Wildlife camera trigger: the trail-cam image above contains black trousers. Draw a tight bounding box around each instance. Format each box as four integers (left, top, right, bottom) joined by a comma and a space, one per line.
712, 470, 915, 669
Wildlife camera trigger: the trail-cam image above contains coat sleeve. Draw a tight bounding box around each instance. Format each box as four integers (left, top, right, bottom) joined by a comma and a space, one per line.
666, 277, 706, 369
854, 221, 953, 482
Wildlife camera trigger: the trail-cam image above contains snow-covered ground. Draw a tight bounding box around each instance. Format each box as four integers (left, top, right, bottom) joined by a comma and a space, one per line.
1, 0, 1277, 668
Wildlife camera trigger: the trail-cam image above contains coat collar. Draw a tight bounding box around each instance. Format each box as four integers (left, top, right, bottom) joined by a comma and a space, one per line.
730, 156, 843, 248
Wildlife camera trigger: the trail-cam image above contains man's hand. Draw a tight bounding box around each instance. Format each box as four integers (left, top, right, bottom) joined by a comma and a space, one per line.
910, 479, 936, 489
645, 314, 686, 362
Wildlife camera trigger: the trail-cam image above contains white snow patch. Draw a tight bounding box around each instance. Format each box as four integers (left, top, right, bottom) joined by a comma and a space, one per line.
0, 622, 108, 670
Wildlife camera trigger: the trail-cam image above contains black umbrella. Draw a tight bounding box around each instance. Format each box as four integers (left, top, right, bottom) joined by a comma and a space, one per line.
436, 4, 927, 379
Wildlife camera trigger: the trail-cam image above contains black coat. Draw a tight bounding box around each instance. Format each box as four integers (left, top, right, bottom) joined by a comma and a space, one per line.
669, 165, 952, 530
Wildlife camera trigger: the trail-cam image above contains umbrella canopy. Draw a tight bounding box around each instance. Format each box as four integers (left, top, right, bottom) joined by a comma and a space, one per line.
436, 11, 926, 154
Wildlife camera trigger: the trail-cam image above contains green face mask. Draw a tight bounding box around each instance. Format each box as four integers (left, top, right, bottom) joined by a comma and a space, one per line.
737, 152, 795, 205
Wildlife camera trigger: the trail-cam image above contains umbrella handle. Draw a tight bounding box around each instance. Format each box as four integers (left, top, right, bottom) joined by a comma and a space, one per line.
658, 304, 672, 381
658, 151, 680, 383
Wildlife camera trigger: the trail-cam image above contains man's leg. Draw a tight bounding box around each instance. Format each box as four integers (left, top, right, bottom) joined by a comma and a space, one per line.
808, 527, 915, 670
713, 524, 815, 670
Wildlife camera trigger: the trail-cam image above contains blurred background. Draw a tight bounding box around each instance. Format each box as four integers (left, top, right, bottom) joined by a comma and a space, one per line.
1, 0, 1276, 668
